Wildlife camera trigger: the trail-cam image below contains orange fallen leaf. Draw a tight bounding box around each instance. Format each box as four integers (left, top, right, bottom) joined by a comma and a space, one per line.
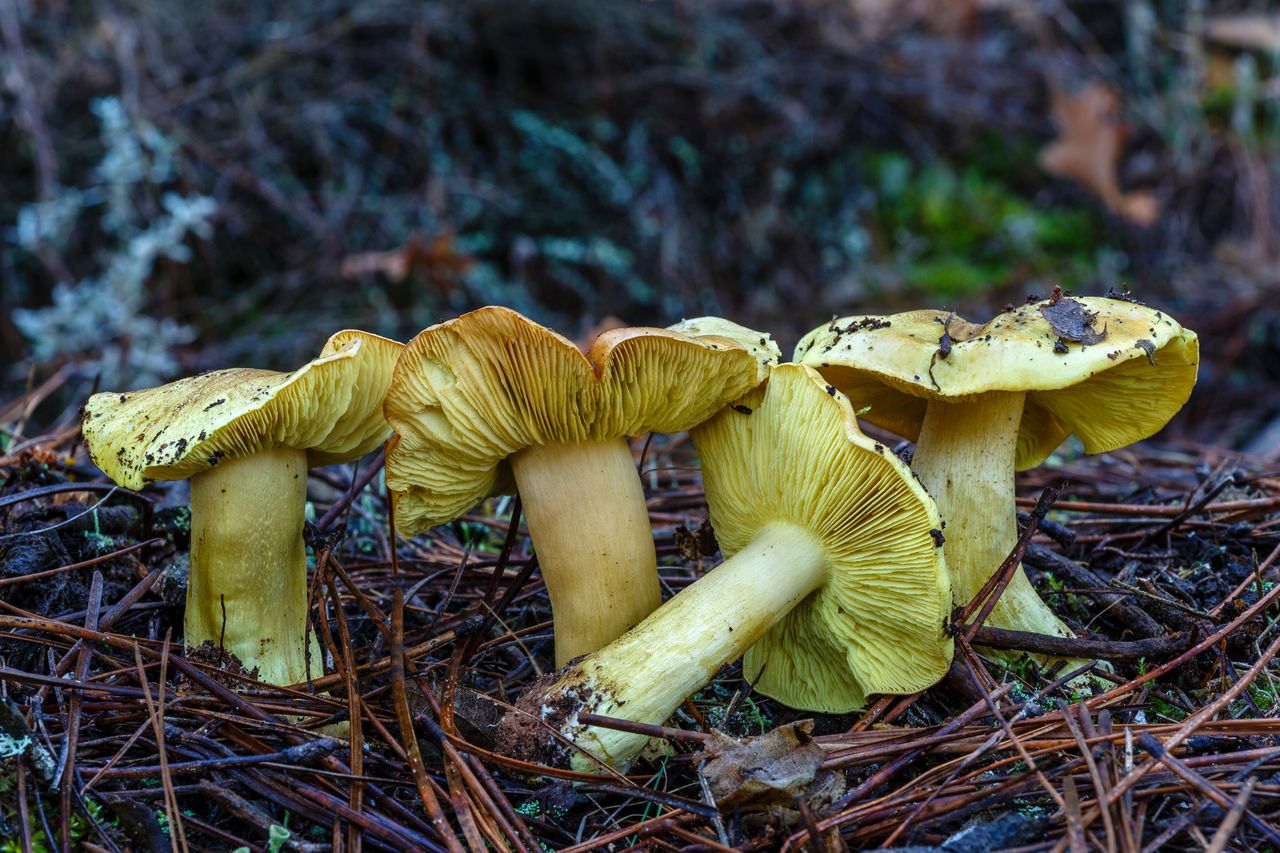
1039, 81, 1158, 227
340, 232, 473, 293
847, 0, 1038, 41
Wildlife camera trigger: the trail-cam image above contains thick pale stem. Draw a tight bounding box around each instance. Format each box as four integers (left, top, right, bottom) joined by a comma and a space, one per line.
912, 391, 1074, 641
510, 439, 661, 666
518, 522, 828, 771
188, 447, 323, 685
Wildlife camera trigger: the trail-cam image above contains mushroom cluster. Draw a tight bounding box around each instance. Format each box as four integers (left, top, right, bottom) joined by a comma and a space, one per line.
495, 364, 952, 772
75, 294, 1197, 776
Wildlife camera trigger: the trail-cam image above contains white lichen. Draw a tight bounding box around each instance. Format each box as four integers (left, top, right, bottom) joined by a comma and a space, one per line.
11, 96, 215, 388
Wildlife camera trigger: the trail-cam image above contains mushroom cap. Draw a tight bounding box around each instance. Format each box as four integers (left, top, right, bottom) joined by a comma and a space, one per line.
691, 364, 953, 713
83, 330, 404, 489
794, 296, 1199, 470
385, 306, 775, 535
666, 316, 782, 370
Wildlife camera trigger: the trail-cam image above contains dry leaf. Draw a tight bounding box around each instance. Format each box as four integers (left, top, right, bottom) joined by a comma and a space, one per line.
0, 444, 58, 470
700, 720, 845, 811
1040, 297, 1107, 346
339, 232, 472, 293
1206, 14, 1280, 53
847, 0, 1038, 41
673, 519, 719, 562
1039, 81, 1159, 227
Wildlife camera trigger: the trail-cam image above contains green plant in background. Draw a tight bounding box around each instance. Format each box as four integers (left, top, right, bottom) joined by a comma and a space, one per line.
1149, 692, 1187, 722
82, 508, 117, 554
0, 796, 107, 852
1040, 570, 1091, 622
1239, 680, 1280, 716
694, 682, 773, 737
865, 149, 1105, 298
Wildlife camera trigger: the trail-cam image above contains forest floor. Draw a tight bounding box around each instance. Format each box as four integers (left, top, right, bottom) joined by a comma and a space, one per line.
3, 376, 1280, 851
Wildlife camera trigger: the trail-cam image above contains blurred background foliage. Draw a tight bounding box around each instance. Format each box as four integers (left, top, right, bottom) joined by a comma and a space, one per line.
2, 0, 1279, 448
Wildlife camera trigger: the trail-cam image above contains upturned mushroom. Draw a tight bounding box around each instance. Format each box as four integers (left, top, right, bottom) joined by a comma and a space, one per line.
795, 294, 1198, 645
384, 307, 778, 667
496, 364, 952, 772
82, 330, 402, 685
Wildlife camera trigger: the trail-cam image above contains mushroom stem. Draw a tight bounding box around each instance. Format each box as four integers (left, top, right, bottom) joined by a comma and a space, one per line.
502, 522, 828, 771
912, 391, 1074, 641
187, 447, 323, 685
510, 439, 662, 666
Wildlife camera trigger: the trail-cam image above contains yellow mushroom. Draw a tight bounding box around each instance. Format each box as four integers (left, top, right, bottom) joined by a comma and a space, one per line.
383, 306, 778, 666
82, 330, 403, 685
795, 296, 1199, 649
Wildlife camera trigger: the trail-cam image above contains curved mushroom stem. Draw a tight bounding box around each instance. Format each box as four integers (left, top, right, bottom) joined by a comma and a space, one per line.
498, 522, 828, 772
187, 447, 324, 685
510, 439, 662, 667
911, 391, 1077, 646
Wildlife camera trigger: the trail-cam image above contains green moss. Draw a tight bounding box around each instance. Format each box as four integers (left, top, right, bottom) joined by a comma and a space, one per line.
1, 796, 109, 852
864, 148, 1105, 298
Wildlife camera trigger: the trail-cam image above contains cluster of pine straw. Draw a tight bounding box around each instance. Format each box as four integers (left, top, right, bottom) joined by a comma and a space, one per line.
2, 373, 1280, 851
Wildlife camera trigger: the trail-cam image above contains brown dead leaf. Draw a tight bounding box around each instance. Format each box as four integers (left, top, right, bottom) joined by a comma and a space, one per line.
700, 720, 845, 812
0, 444, 58, 470
451, 686, 506, 747
1039, 82, 1159, 227
673, 519, 719, 562
339, 232, 472, 293
1040, 297, 1107, 346
847, 0, 1039, 41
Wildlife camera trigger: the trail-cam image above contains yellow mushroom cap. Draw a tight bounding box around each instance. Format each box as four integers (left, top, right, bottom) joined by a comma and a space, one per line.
794, 296, 1199, 470
691, 364, 953, 713
384, 306, 775, 535
666, 316, 782, 370
82, 330, 404, 489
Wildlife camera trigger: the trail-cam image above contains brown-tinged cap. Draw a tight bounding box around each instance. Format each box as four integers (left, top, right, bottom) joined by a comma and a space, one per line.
83, 330, 403, 489
385, 307, 775, 535
794, 296, 1199, 469
691, 364, 952, 712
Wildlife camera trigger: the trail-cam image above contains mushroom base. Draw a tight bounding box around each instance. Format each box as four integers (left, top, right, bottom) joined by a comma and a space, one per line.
912, 392, 1079, 650
496, 521, 829, 773
510, 439, 662, 666
187, 447, 324, 685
